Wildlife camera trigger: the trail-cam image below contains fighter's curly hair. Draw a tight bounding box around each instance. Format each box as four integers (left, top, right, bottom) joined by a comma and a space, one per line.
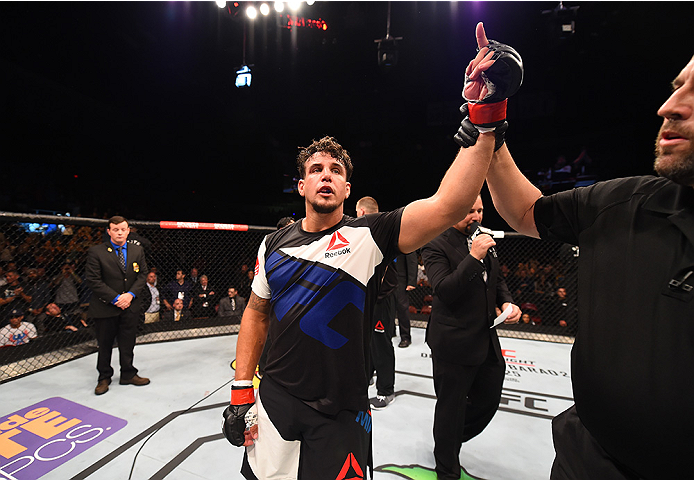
296, 136, 353, 180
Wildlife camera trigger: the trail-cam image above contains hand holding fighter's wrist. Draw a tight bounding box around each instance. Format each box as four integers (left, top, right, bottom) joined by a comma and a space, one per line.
454, 103, 508, 151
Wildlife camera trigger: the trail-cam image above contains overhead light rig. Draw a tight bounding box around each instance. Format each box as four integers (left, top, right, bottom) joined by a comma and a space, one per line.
216, 1, 325, 30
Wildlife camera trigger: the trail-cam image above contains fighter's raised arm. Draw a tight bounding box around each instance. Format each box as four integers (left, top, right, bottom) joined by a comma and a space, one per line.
486, 144, 542, 238
399, 22, 524, 253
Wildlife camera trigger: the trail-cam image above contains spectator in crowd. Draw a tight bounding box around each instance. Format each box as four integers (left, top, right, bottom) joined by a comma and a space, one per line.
544, 286, 577, 335
509, 264, 532, 303
0, 265, 6, 288
238, 269, 254, 301
163, 269, 193, 310
144, 271, 161, 324
127, 226, 152, 252
25, 267, 52, 320
1, 270, 33, 325
521, 312, 535, 326
218, 287, 246, 323
0, 308, 37, 347
191, 274, 217, 318
52, 262, 82, 316
161, 298, 191, 322
234, 263, 250, 291
189, 267, 200, 286
533, 263, 557, 302
0, 240, 15, 264
85, 215, 150, 395
35, 303, 86, 334
276, 216, 296, 229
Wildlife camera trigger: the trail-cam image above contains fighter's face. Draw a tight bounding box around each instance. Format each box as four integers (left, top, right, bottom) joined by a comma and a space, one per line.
654, 56, 694, 186
297, 153, 351, 215
107, 222, 130, 247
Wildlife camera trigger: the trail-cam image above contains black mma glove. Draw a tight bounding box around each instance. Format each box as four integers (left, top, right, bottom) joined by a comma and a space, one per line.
222, 383, 255, 447
464, 40, 524, 106
454, 103, 508, 151
459, 39, 523, 139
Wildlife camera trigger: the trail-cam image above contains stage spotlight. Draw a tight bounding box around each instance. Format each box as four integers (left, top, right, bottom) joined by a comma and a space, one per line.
260, 3, 270, 15
306, 0, 315, 5
246, 5, 257, 19
375, 37, 400, 70
542, 2, 579, 40
374, 3, 402, 72
287, 1, 301, 12
274, 1, 284, 13
216, 1, 226, 8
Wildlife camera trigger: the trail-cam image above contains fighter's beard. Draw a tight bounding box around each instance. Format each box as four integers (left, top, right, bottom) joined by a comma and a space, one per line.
310, 198, 341, 214
654, 125, 694, 187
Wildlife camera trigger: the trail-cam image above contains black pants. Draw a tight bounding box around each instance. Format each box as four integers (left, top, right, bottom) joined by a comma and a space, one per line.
93, 309, 139, 381
241, 375, 372, 480
551, 406, 644, 480
431, 345, 505, 480
370, 293, 396, 396
395, 284, 411, 341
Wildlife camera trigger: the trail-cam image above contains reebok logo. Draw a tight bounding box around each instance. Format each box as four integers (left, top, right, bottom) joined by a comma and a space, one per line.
326, 231, 351, 258
327, 231, 349, 250
335, 452, 364, 480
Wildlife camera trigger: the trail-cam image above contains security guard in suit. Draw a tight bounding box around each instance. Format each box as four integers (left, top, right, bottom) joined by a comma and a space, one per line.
421, 195, 521, 480
85, 216, 150, 395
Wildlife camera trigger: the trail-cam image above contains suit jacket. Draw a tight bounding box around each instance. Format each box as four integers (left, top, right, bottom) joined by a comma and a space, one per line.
85, 241, 148, 318
395, 252, 418, 287
218, 295, 246, 318
161, 309, 192, 322
421, 227, 513, 365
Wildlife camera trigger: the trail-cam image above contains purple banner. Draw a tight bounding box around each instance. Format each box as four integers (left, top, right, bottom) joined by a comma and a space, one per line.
0, 397, 127, 479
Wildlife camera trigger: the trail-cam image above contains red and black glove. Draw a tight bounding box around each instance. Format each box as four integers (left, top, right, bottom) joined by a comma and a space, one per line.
222, 383, 255, 447
455, 37, 523, 150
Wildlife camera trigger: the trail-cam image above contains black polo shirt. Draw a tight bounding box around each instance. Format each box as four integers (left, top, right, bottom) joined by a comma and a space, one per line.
534, 175, 694, 479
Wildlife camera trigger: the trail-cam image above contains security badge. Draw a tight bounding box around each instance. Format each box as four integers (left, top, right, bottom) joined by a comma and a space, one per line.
133, 263, 140, 273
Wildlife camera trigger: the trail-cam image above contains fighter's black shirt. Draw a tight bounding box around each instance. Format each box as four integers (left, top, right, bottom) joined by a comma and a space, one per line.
252, 210, 403, 415
534, 176, 694, 479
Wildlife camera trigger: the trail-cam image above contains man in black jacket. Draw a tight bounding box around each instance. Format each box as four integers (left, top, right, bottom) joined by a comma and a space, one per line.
85, 216, 150, 395
357, 196, 398, 410
394, 251, 418, 348
421, 195, 520, 480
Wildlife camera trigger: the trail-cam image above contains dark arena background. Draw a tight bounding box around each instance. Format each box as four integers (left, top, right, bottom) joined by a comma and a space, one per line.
0, 2, 690, 479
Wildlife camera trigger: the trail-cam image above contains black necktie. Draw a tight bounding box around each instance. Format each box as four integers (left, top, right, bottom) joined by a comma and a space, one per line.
117, 246, 126, 271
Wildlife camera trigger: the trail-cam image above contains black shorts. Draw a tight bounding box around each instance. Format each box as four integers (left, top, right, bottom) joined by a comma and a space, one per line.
241, 375, 372, 480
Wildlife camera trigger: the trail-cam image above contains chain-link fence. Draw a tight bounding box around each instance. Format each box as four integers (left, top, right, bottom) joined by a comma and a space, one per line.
407, 232, 579, 344
0, 213, 577, 383
0, 212, 273, 383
